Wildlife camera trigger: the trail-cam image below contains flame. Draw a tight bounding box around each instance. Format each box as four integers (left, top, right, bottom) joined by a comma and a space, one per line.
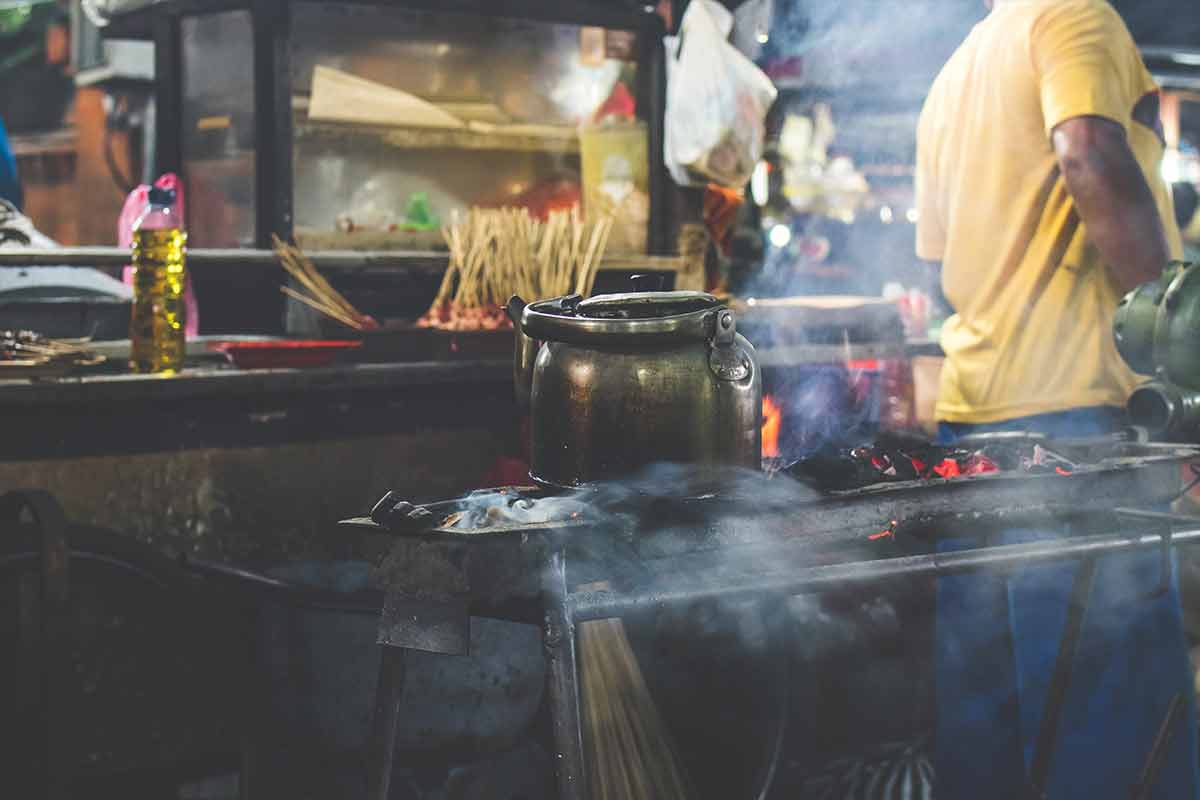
762, 394, 782, 459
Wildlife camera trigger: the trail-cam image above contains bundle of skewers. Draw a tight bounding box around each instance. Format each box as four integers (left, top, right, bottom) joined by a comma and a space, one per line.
579, 591, 694, 800
420, 206, 613, 331
0, 330, 104, 377
273, 235, 379, 331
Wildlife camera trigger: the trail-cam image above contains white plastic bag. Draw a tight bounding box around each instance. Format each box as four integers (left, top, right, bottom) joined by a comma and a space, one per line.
81, 0, 157, 27
664, 0, 778, 189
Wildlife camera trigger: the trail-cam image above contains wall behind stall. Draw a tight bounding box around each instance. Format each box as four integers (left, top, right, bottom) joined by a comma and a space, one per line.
73, 86, 140, 246
14, 131, 78, 244
13, 86, 138, 246
1112, 0, 1200, 50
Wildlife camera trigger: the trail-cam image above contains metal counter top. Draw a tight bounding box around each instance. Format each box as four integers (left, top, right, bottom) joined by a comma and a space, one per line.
0, 358, 511, 410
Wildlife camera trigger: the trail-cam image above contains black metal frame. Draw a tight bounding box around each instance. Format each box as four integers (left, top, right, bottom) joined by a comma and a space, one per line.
364, 514, 1200, 800
109, 0, 669, 253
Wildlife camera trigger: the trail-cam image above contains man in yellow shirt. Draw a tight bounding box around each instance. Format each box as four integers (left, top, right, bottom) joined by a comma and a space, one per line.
916, 1, 1197, 797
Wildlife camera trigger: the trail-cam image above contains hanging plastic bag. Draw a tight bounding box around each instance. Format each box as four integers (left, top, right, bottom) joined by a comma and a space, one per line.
80, 0, 157, 27
119, 173, 199, 336
664, 0, 777, 189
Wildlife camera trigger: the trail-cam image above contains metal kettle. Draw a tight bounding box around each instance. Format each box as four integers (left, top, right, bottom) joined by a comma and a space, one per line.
1114, 261, 1200, 437
506, 285, 761, 488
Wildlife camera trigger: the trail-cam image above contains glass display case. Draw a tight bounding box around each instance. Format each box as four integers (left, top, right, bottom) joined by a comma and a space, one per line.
180, 10, 257, 248
107, 0, 667, 253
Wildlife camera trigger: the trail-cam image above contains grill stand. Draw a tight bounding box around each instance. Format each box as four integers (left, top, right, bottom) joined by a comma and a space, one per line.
1026, 554, 1098, 799
366, 648, 406, 800
543, 550, 587, 800
365, 545, 587, 800
364, 515, 1200, 800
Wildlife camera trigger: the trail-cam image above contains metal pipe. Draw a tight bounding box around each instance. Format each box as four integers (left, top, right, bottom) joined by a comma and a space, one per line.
366, 647, 407, 800
1027, 556, 1098, 796
1132, 692, 1187, 800
568, 525, 1200, 621
0, 247, 686, 273
542, 550, 588, 800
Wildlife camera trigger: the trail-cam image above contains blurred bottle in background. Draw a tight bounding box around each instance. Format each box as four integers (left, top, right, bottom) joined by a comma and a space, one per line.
129, 187, 187, 373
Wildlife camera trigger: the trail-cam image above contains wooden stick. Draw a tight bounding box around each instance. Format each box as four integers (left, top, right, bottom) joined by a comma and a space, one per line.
280, 285, 358, 327
274, 235, 364, 321
280, 286, 364, 330
576, 217, 606, 297
584, 218, 613, 298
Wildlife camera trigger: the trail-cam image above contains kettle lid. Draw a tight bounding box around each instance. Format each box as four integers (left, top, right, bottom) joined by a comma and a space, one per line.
521, 290, 727, 345
575, 290, 721, 319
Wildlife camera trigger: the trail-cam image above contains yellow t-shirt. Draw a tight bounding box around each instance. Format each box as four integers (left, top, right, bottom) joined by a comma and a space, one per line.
915, 0, 1181, 424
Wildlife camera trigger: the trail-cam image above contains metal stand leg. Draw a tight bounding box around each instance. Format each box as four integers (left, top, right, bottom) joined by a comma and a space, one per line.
367, 646, 407, 800
1131, 692, 1186, 800
1027, 555, 1098, 798
3, 490, 71, 800
542, 550, 587, 800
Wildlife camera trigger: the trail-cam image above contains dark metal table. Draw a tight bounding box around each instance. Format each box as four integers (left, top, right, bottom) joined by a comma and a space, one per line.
345, 447, 1200, 800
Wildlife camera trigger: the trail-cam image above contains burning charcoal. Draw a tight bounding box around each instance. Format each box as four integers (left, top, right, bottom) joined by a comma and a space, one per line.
785, 435, 1018, 491
962, 453, 1000, 475
888, 453, 922, 481
786, 447, 891, 491
932, 459, 961, 478
972, 443, 1028, 471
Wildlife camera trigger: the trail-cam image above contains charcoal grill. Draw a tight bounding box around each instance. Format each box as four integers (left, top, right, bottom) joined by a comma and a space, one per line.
342, 441, 1200, 800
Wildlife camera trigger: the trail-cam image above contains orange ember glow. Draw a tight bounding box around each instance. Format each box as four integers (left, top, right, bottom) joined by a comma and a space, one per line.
762, 395, 782, 459
870, 520, 899, 541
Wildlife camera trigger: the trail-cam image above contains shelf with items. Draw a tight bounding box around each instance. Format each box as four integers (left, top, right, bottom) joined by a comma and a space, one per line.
102, 0, 667, 335
293, 115, 580, 155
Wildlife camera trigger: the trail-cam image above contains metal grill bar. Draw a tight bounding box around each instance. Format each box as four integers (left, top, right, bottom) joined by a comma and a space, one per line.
568, 524, 1200, 621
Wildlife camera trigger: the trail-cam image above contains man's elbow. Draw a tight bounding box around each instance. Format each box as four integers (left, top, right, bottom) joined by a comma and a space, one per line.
1052, 116, 1126, 181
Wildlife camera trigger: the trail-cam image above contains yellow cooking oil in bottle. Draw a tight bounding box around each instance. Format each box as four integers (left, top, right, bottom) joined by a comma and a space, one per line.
129, 187, 187, 374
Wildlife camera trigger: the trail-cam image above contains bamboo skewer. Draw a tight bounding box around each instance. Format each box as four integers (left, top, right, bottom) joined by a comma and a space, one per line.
279, 286, 363, 330
580, 614, 693, 800
421, 206, 616, 330
1, 330, 104, 374
273, 236, 375, 331
576, 217, 613, 298
587, 220, 613, 298
279, 237, 359, 320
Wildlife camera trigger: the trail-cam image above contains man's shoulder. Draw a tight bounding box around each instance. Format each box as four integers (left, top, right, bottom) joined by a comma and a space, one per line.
921, 37, 972, 122
1027, 0, 1129, 38
1026, 0, 1120, 17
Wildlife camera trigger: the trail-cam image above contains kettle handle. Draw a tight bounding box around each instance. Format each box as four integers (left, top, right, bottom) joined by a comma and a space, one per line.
508, 295, 537, 411
708, 309, 752, 382
506, 295, 527, 326
630, 273, 666, 292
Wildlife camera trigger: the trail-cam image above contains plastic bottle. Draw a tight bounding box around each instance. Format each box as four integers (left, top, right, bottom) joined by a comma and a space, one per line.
129, 187, 187, 374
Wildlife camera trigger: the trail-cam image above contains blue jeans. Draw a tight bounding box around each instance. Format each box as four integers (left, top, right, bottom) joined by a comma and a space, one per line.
936, 408, 1199, 799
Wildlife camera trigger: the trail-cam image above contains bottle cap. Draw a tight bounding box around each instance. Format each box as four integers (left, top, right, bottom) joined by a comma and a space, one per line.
148, 187, 176, 206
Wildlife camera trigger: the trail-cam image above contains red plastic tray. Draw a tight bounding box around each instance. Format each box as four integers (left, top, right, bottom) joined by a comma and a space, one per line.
209, 340, 362, 369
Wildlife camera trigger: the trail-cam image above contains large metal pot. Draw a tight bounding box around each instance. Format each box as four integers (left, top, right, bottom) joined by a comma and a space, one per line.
507, 289, 761, 487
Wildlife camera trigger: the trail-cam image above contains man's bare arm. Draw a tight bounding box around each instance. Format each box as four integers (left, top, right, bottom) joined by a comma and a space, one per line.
1052, 115, 1168, 290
